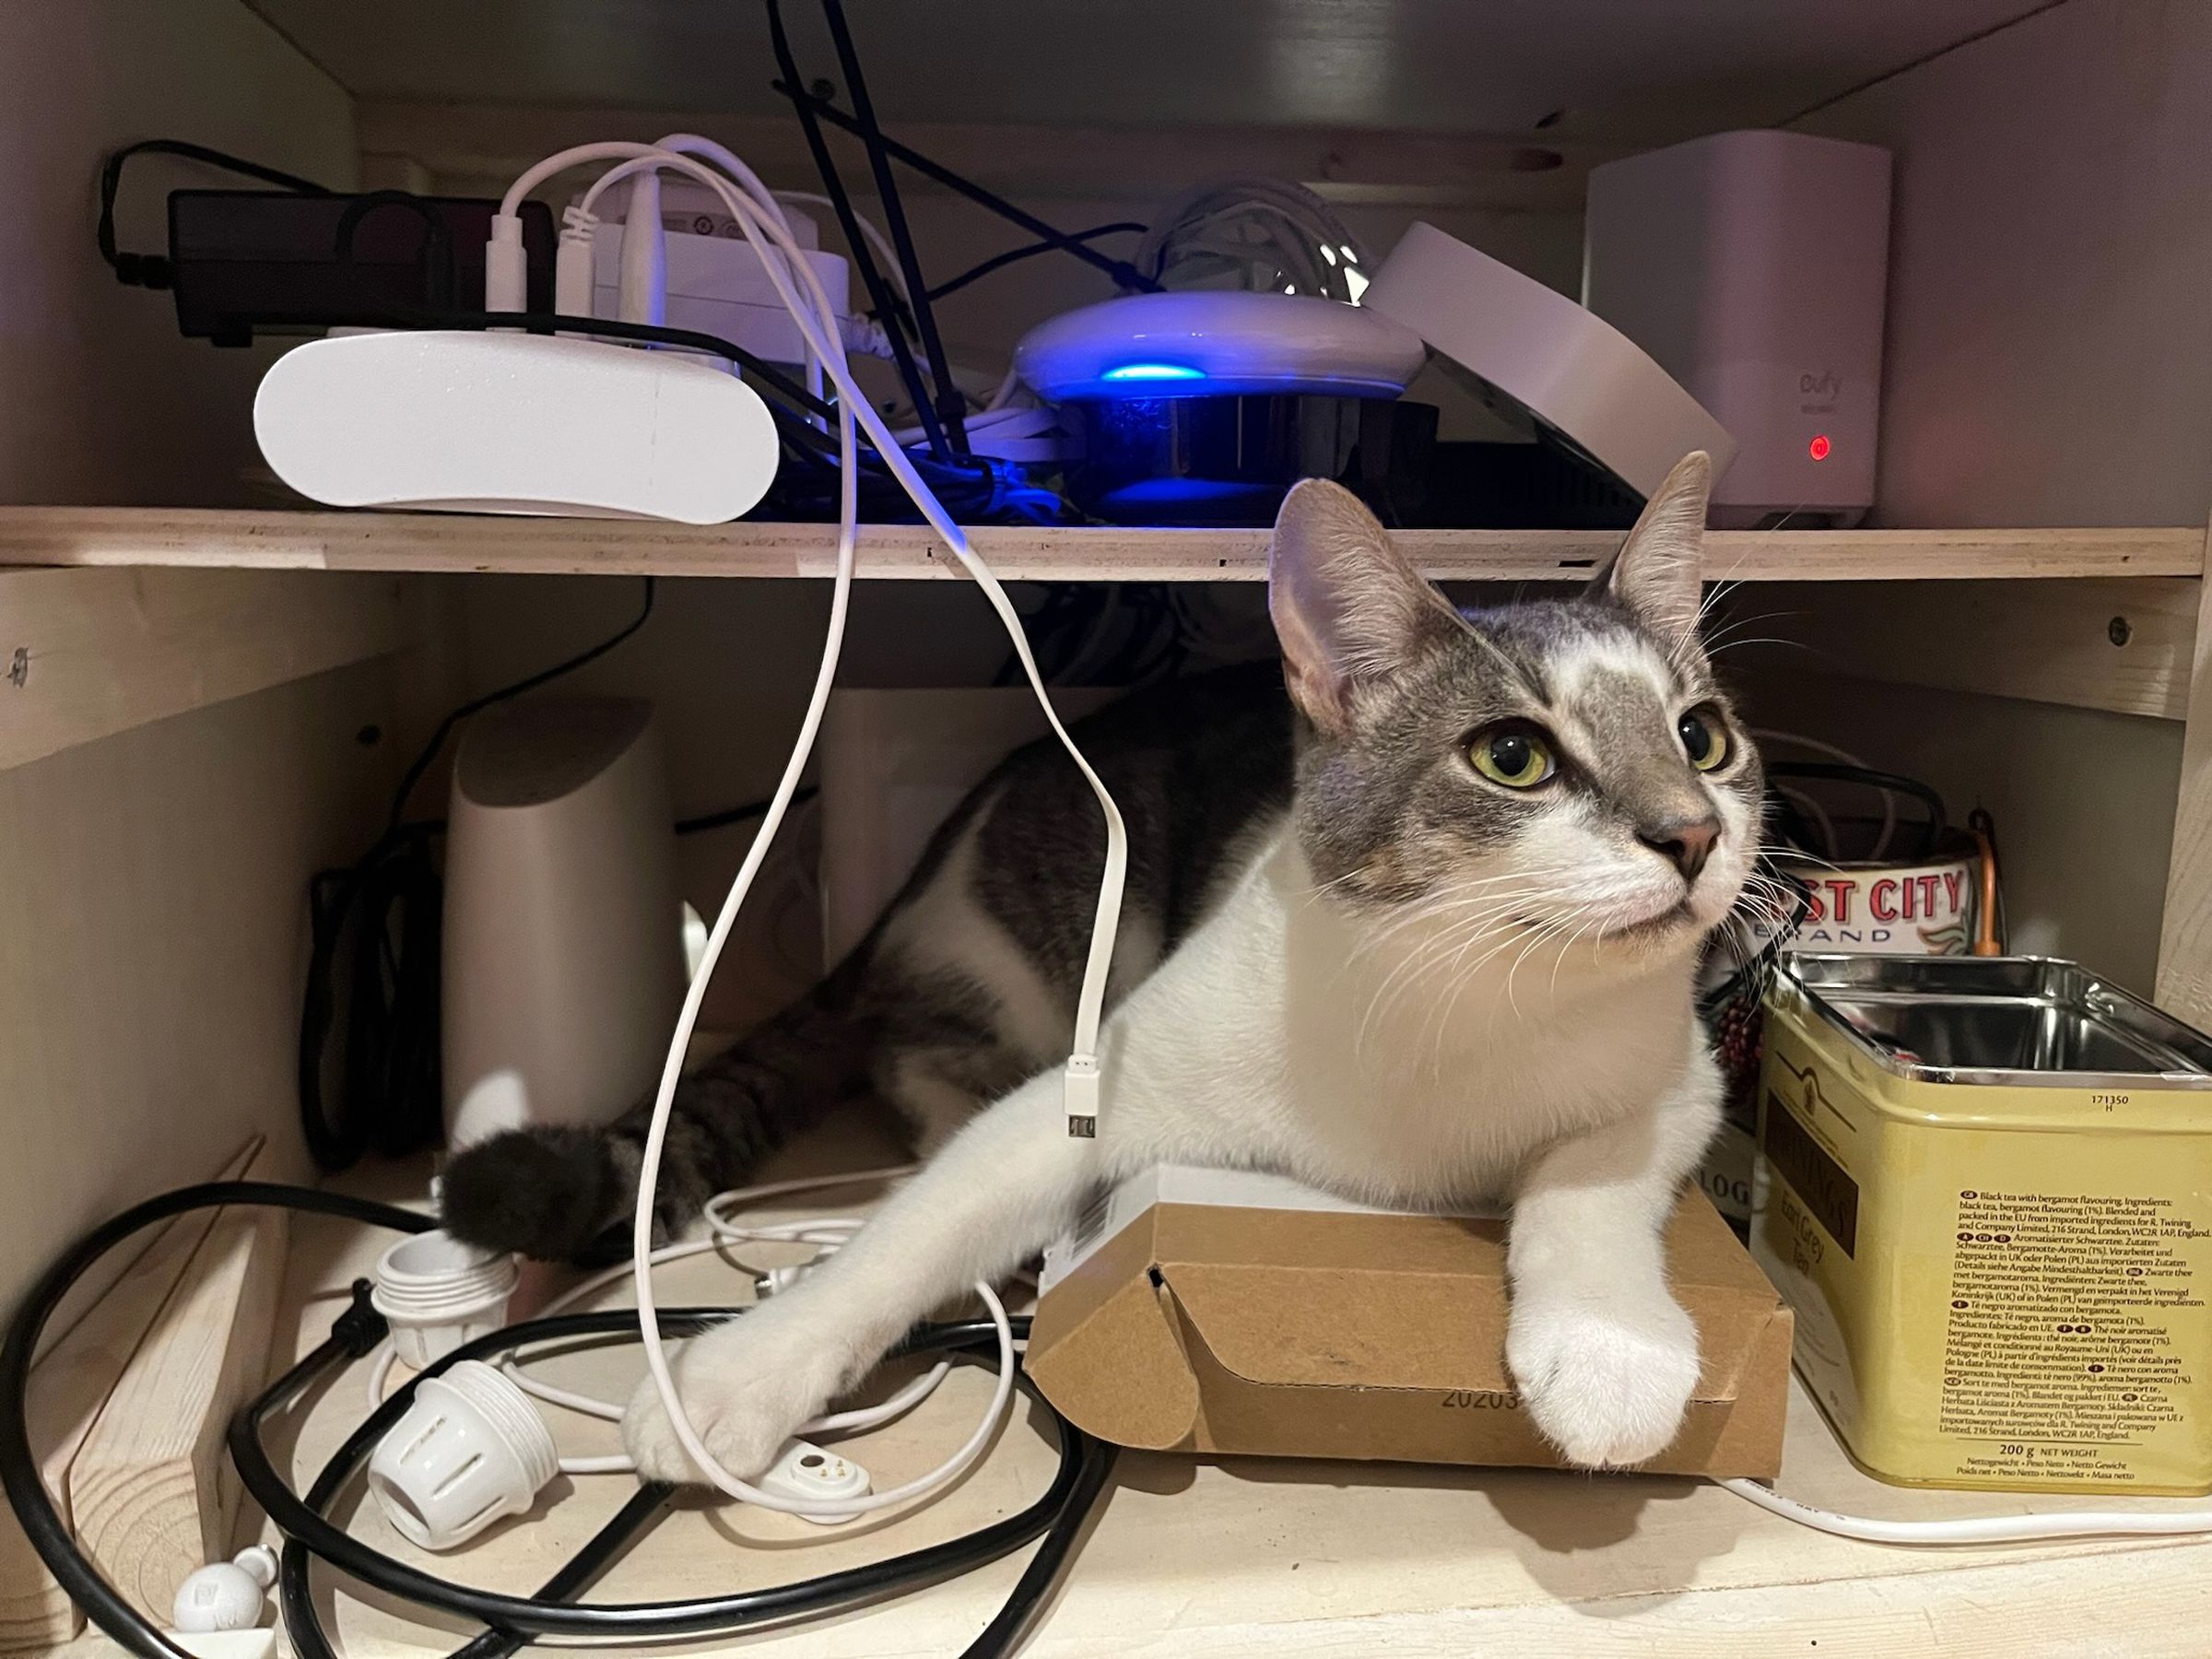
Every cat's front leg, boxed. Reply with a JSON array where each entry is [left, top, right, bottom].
[[1503, 1042, 1723, 1468], [622, 1069, 1097, 1484]]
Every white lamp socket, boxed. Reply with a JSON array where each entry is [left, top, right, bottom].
[[367, 1359, 559, 1550]]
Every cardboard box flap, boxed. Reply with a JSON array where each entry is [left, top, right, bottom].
[[1157, 1196, 1778, 1405], [1024, 1200, 1204, 1451]]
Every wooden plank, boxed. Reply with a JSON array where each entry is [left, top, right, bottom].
[[0, 509, 2196, 585], [65, 1192, 289, 1627], [0, 1141, 260, 1653], [1725, 578, 2199, 720], [2157, 522, 2212, 1024], [0, 566, 409, 771]]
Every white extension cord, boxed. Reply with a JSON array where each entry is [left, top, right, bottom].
[[488, 136, 1126, 1512]]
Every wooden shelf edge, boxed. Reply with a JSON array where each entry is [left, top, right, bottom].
[[0, 509, 2198, 582]]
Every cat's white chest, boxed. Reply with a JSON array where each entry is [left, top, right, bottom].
[[1104, 833, 1699, 1209]]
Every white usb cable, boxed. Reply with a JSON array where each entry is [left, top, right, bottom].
[[490, 139, 1124, 1510]]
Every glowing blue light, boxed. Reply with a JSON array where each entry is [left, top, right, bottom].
[[1100, 362, 1205, 382]]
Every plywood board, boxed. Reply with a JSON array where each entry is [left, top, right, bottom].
[[0, 567, 410, 771], [0, 509, 2195, 584]]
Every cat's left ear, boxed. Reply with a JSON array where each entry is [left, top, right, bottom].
[[1268, 478, 1465, 734], [1592, 450, 1712, 645]]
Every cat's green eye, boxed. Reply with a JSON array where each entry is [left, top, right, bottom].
[[1678, 706, 1729, 772], [1469, 723, 1555, 789]]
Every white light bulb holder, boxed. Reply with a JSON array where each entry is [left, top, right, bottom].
[[171, 1546, 277, 1633], [370, 1230, 518, 1369], [368, 1359, 559, 1551]]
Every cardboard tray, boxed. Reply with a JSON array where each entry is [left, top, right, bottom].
[[1027, 1167, 1790, 1478]]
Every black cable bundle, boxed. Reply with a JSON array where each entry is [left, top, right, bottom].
[[0, 1182, 1113, 1659]]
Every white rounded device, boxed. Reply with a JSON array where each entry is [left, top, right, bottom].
[[254, 330, 780, 524], [1363, 221, 1735, 499], [1015, 290, 1427, 402]]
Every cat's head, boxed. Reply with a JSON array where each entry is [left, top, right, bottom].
[[1268, 453, 1761, 970]]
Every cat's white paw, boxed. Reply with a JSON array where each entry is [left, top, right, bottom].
[[621, 1305, 852, 1487], [1505, 1288, 1700, 1468]]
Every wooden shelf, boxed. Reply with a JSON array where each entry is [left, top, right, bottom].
[[0, 509, 2198, 582]]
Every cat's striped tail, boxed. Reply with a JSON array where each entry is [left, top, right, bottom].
[[439, 971, 873, 1262]]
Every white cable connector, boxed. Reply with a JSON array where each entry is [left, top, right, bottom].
[[485, 212, 528, 312], [618, 171, 666, 328], [1064, 1053, 1100, 1138], [757, 1440, 872, 1524], [555, 204, 597, 320]]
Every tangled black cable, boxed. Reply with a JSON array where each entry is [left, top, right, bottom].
[[0, 1183, 1112, 1659]]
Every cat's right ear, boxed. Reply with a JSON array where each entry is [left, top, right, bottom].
[[1268, 479, 1465, 734]]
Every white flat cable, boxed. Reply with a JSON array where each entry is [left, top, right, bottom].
[[1718, 1477, 2212, 1543], [491, 140, 1126, 1512]]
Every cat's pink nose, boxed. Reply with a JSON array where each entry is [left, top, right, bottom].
[[1639, 815, 1720, 884]]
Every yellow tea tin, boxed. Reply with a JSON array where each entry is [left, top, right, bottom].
[[1754, 955, 2212, 1495]]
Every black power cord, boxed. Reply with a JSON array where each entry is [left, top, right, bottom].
[[817, 0, 971, 456], [763, 0, 949, 463], [1, 1184, 1110, 1658], [766, 81, 1160, 297], [300, 579, 658, 1171], [925, 224, 1147, 305], [99, 138, 330, 289]]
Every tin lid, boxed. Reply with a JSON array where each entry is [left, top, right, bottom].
[[1781, 954, 2212, 1088]]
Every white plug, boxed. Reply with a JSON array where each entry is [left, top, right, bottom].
[[171, 1546, 276, 1633], [756, 1440, 871, 1524]]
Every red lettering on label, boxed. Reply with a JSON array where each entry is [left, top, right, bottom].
[[1916, 874, 1942, 917], [1900, 877, 1917, 921], [1870, 878, 1900, 923], [1944, 870, 1964, 912], [1803, 888, 1827, 924], [1824, 878, 1856, 924]]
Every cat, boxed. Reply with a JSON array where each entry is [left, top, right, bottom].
[[443, 449, 1763, 1476]]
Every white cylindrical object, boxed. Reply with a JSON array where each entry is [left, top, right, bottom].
[[485, 217, 527, 312], [370, 1230, 518, 1367], [442, 698, 685, 1150], [618, 172, 667, 326], [367, 1360, 559, 1550]]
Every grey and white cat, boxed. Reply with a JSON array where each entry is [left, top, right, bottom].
[[444, 450, 1764, 1475]]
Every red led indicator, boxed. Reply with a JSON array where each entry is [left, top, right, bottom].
[[1808, 434, 1832, 461]]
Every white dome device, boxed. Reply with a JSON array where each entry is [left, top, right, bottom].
[[1360, 221, 1735, 499]]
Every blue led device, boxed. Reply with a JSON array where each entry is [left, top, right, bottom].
[[1100, 362, 1206, 383], [1016, 291, 1426, 403]]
